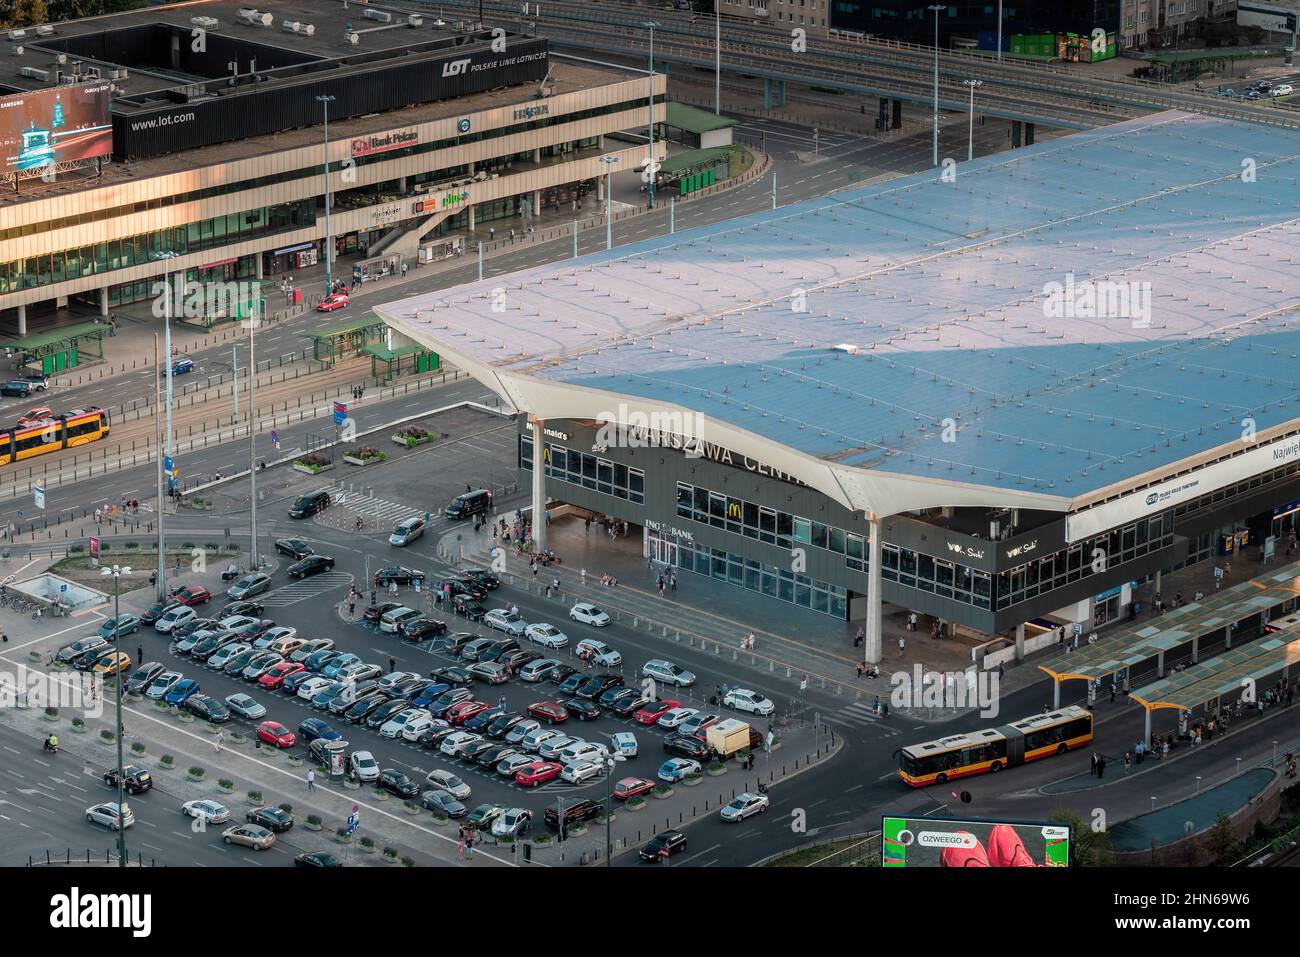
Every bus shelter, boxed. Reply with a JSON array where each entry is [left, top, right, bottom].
[[1037, 560, 1300, 707], [304, 316, 386, 366], [1129, 627, 1300, 744], [5, 321, 105, 374], [360, 343, 440, 381]]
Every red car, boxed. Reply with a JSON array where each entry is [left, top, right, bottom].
[[172, 585, 212, 607], [316, 292, 350, 313], [634, 699, 681, 725], [446, 700, 490, 726], [17, 406, 53, 427], [613, 776, 655, 801], [526, 701, 569, 724], [514, 761, 563, 787], [258, 661, 305, 690], [257, 721, 296, 748]]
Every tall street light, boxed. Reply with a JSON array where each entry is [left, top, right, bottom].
[[100, 563, 131, 866], [604, 752, 626, 866], [996, 0, 1003, 63], [962, 78, 983, 162], [925, 4, 946, 167], [150, 250, 179, 601], [600, 155, 619, 252], [316, 94, 337, 297], [644, 21, 659, 211]]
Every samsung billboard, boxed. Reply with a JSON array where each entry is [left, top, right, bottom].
[[0, 82, 112, 174]]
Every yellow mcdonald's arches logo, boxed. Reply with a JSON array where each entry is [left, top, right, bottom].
[[727, 501, 741, 518]]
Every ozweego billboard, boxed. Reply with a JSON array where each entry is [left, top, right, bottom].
[[0, 82, 112, 174], [882, 816, 1070, 867]]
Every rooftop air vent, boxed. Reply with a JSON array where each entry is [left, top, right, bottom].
[[191, 16, 219, 30], [281, 20, 315, 34], [7, 29, 27, 41], [407, 14, 423, 27], [20, 66, 48, 81], [236, 8, 273, 26], [344, 31, 359, 44], [364, 8, 393, 21], [833, 343, 861, 354], [35, 24, 53, 36]]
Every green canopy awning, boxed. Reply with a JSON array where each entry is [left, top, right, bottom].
[[665, 102, 737, 135]]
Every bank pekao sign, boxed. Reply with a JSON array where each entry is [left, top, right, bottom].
[[351, 129, 419, 158]]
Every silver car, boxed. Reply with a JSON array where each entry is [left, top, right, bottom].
[[227, 573, 271, 600]]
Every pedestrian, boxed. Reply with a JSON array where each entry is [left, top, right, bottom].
[[658, 579, 665, 598], [997, 661, 1005, 680], [856, 662, 864, 679], [1097, 756, 1106, 778], [0, 626, 6, 644], [348, 598, 356, 617], [215, 731, 224, 752], [307, 769, 316, 791], [1123, 752, 1131, 774], [1109, 684, 1116, 704], [388, 655, 396, 674], [389, 580, 398, 597], [1090, 752, 1098, 777], [854, 626, 864, 648], [489, 227, 495, 241], [670, 572, 676, 592], [898, 636, 905, 657], [581, 567, 587, 587], [465, 838, 474, 860]]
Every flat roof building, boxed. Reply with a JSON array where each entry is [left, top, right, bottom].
[[376, 109, 1300, 661], [0, 0, 665, 334]]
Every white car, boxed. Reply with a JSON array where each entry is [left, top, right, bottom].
[[290, 638, 334, 662], [657, 707, 699, 729], [521, 728, 561, 753], [642, 659, 697, 688], [181, 799, 230, 824], [424, 769, 471, 799], [504, 719, 540, 745], [657, 758, 701, 783], [218, 615, 260, 633], [440, 731, 483, 757], [296, 676, 334, 701], [484, 608, 528, 636], [558, 741, 610, 765], [208, 642, 252, 670], [336, 662, 381, 683], [721, 792, 770, 822], [377, 671, 419, 691], [723, 688, 776, 717], [379, 707, 427, 739], [86, 802, 134, 830], [497, 753, 537, 777], [153, 606, 196, 634], [253, 626, 297, 650], [379, 607, 420, 634], [402, 715, 438, 741], [525, 623, 569, 649], [560, 761, 603, 784], [349, 750, 381, 782], [144, 671, 183, 700], [569, 602, 611, 627], [575, 639, 621, 667], [491, 807, 533, 838], [223, 692, 266, 719]]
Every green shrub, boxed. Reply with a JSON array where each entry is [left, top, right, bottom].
[[278, 803, 293, 815], [218, 779, 234, 790], [71, 717, 85, 729], [100, 728, 115, 741], [307, 815, 322, 827], [188, 766, 205, 778], [248, 790, 263, 803], [44, 707, 58, 718], [131, 742, 145, 754], [160, 754, 175, 766], [383, 846, 399, 859], [125, 542, 140, 550], [401, 856, 416, 867], [359, 836, 375, 849]]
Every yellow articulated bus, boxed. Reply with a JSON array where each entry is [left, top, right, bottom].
[[0, 407, 110, 467], [897, 705, 1094, 787]]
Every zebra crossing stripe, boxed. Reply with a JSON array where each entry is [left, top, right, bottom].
[[261, 572, 354, 606], [326, 484, 424, 522], [835, 703, 882, 726]]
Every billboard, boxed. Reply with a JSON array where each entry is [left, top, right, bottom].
[[0, 82, 112, 174], [881, 816, 1070, 867]]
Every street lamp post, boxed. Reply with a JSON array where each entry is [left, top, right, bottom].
[[600, 155, 619, 252], [929, 5, 945, 168], [316, 95, 337, 298], [996, 0, 1003, 63], [962, 79, 983, 162], [605, 753, 625, 866], [101, 563, 131, 866], [644, 21, 659, 211], [150, 251, 179, 601]]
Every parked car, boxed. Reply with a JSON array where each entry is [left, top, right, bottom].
[[98, 615, 140, 639], [257, 721, 296, 748], [425, 768, 472, 799], [527, 700, 570, 724], [657, 758, 701, 783], [224, 693, 266, 720], [451, 594, 486, 621], [484, 608, 528, 636], [469, 661, 509, 685], [642, 659, 697, 688], [514, 760, 563, 787], [614, 776, 655, 801], [377, 769, 420, 798], [663, 733, 711, 761], [153, 606, 197, 634], [723, 688, 776, 716], [183, 694, 230, 723], [543, 797, 603, 831], [525, 623, 569, 648], [164, 678, 201, 705], [170, 585, 213, 607], [125, 662, 165, 695], [348, 750, 381, 782], [420, 789, 468, 817], [227, 573, 272, 600], [491, 807, 533, 838], [345, 694, 394, 724], [144, 671, 183, 700]]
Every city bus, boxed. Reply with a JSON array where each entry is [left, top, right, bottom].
[[0, 407, 110, 467], [896, 705, 1093, 787]]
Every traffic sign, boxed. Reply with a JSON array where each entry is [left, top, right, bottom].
[[332, 401, 348, 427], [33, 485, 45, 510], [89, 537, 100, 559]]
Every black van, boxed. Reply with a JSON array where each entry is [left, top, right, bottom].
[[289, 490, 331, 519], [445, 489, 492, 520]]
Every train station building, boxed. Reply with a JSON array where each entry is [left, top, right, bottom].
[[376, 109, 1300, 663], [0, 0, 664, 336]]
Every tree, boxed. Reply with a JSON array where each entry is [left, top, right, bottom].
[[1, 0, 49, 28], [1049, 807, 1115, 867], [1205, 811, 1238, 863]]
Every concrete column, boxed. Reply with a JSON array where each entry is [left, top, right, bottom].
[[1154, 569, 1162, 595], [1011, 121, 1022, 148], [596, 176, 604, 202], [891, 99, 902, 129], [776, 80, 786, 107], [1015, 622, 1026, 661], [531, 416, 547, 552], [16, 303, 26, 336], [467, 205, 476, 231], [99, 287, 109, 317], [1224, 623, 1232, 650], [532, 148, 541, 163], [1191, 635, 1199, 664], [531, 190, 541, 219], [865, 515, 883, 664], [1143, 708, 1151, 746], [1025, 122, 1035, 146], [398, 177, 407, 193], [255, 255, 264, 280], [1156, 650, 1165, 678], [1052, 679, 1061, 709], [763, 77, 772, 110]]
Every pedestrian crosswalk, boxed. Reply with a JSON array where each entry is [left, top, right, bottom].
[[262, 571, 354, 607], [832, 701, 900, 736], [324, 484, 426, 524]]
